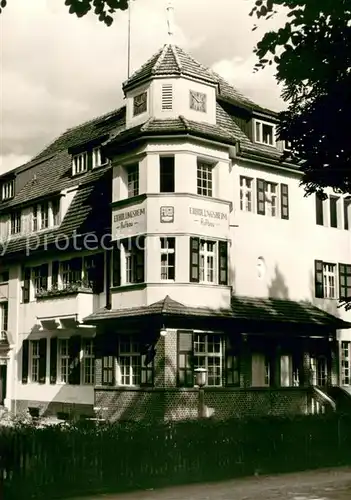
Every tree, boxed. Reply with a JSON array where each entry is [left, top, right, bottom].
[[250, 0, 351, 197], [0, 0, 129, 26]]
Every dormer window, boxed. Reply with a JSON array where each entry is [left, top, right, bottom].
[[1, 180, 14, 200], [254, 120, 276, 147], [133, 91, 147, 116], [92, 147, 108, 169], [72, 152, 88, 175]]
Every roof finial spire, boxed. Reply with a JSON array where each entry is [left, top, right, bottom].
[[166, 0, 174, 40]]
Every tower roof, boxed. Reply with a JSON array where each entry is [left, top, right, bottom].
[[123, 43, 219, 91]]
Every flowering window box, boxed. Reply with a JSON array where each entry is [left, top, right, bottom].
[[36, 280, 94, 299]]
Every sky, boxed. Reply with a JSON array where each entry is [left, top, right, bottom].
[[0, 0, 287, 175]]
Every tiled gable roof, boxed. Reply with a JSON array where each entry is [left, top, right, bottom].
[[123, 44, 218, 90]]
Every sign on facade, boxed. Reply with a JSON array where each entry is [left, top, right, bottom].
[[160, 206, 174, 223], [112, 205, 146, 238]]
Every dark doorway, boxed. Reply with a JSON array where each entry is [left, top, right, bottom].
[[0, 363, 7, 404]]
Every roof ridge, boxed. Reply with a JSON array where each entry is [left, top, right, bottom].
[[174, 45, 217, 82], [179, 115, 190, 129], [152, 43, 170, 74], [170, 43, 182, 72]]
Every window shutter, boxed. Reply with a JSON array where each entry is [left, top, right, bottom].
[[22, 339, 29, 384], [68, 335, 81, 385], [135, 237, 145, 283], [22, 267, 31, 303], [218, 241, 228, 285], [339, 264, 351, 300], [225, 337, 240, 387], [52, 261, 59, 288], [41, 263, 49, 290], [344, 199, 351, 230], [316, 194, 324, 225], [112, 244, 121, 287], [280, 184, 289, 220], [256, 179, 266, 215], [39, 338, 47, 384], [89, 252, 104, 293], [177, 330, 194, 387], [189, 237, 200, 282], [314, 260, 324, 298], [101, 336, 117, 386], [161, 84, 173, 110], [50, 337, 58, 384]]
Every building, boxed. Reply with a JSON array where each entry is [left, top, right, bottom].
[[1, 42, 351, 421]]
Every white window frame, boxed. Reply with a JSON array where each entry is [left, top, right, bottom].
[[118, 337, 142, 386], [72, 152, 88, 175], [124, 241, 144, 284], [0, 302, 8, 338], [127, 164, 139, 198], [193, 333, 223, 387], [264, 181, 278, 217], [30, 340, 40, 383], [52, 198, 61, 226], [197, 161, 213, 197], [341, 341, 350, 385], [32, 265, 47, 294], [10, 211, 21, 235], [58, 339, 70, 383], [199, 240, 216, 284], [160, 237, 175, 280], [40, 201, 49, 229], [239, 176, 253, 212], [254, 119, 276, 147], [323, 263, 337, 298], [82, 338, 95, 385], [92, 147, 108, 169], [283, 140, 292, 151], [2, 180, 14, 200]]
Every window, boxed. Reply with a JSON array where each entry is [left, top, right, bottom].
[[344, 197, 351, 230], [58, 339, 70, 383], [125, 239, 144, 284], [161, 84, 173, 110], [264, 182, 278, 217], [40, 201, 49, 229], [329, 196, 338, 228], [323, 263, 337, 298], [0, 270, 9, 283], [257, 179, 287, 218], [133, 91, 147, 116], [239, 176, 253, 212], [84, 253, 104, 293], [315, 260, 338, 299], [72, 153, 88, 175], [118, 337, 153, 386], [62, 258, 82, 287], [283, 140, 292, 151], [160, 156, 175, 193], [52, 198, 60, 226], [160, 237, 175, 280], [0, 302, 8, 334], [32, 205, 38, 231], [341, 341, 350, 385], [177, 331, 237, 388], [254, 120, 276, 146], [92, 147, 107, 169], [316, 356, 327, 386], [82, 338, 95, 385], [127, 164, 139, 198], [10, 211, 21, 235], [316, 194, 324, 225], [199, 240, 215, 284], [190, 237, 228, 285], [32, 264, 48, 294], [339, 264, 351, 300], [30, 340, 40, 382], [264, 356, 271, 386], [2, 180, 14, 200], [197, 161, 213, 197]]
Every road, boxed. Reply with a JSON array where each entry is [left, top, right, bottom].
[[69, 467, 351, 500]]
